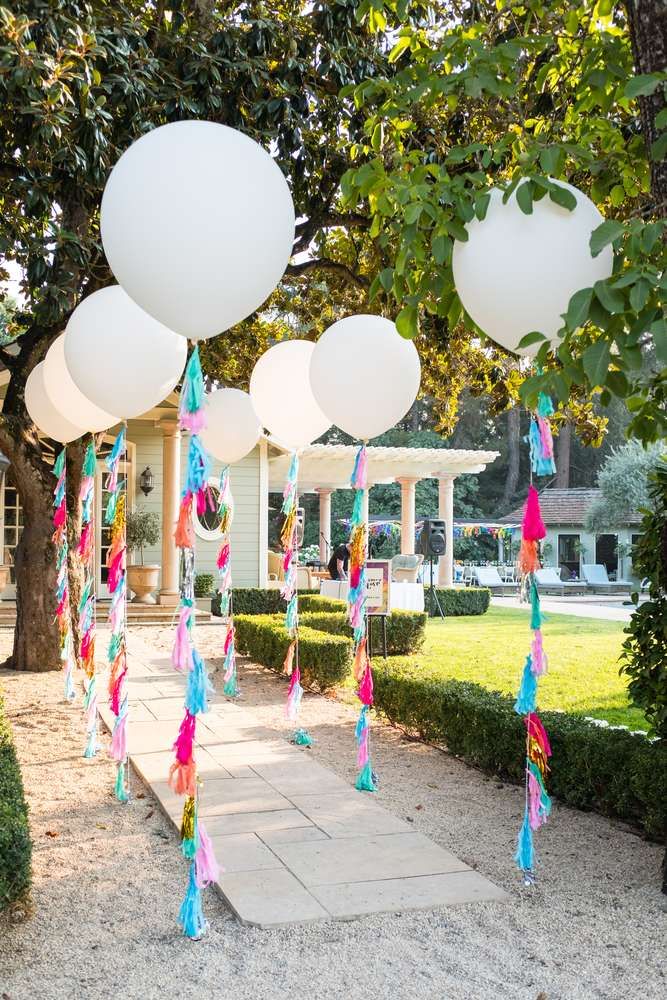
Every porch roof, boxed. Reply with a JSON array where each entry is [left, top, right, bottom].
[[268, 443, 499, 491]]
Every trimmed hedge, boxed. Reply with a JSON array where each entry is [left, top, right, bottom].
[[234, 614, 352, 691], [425, 587, 490, 617], [0, 692, 31, 912], [372, 662, 667, 840], [298, 594, 347, 613], [300, 609, 427, 656], [212, 588, 310, 616]]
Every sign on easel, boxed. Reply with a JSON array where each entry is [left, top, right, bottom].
[[366, 559, 391, 616]]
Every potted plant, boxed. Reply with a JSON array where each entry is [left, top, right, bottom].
[[126, 509, 161, 604]]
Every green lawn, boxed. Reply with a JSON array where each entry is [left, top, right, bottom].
[[390, 607, 646, 730]]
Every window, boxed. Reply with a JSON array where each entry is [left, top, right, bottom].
[[557, 534, 580, 579], [2, 472, 23, 582], [193, 481, 223, 541]]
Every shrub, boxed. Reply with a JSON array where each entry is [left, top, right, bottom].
[[211, 588, 311, 616], [0, 692, 31, 912], [372, 662, 667, 840], [425, 586, 490, 617], [234, 614, 352, 691], [300, 609, 427, 655], [126, 509, 160, 565], [298, 594, 347, 613], [194, 573, 215, 598]]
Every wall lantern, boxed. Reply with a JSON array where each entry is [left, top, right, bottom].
[[139, 466, 154, 496]]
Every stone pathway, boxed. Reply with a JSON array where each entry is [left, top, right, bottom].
[[98, 633, 506, 928]]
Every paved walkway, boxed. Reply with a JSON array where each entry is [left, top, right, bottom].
[[98, 633, 506, 928], [492, 594, 636, 622]]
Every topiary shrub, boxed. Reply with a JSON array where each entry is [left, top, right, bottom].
[[425, 586, 490, 617], [194, 573, 215, 598], [234, 614, 352, 691], [300, 609, 427, 655], [372, 661, 666, 840], [299, 594, 348, 613], [0, 692, 31, 913], [211, 588, 311, 616]]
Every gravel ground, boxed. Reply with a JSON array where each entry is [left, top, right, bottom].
[[0, 624, 664, 1000]]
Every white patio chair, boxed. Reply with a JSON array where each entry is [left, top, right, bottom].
[[582, 564, 632, 593], [474, 566, 513, 592], [534, 567, 586, 595]]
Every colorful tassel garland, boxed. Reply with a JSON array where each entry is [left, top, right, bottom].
[[186, 650, 213, 715], [514, 655, 537, 715], [105, 430, 128, 784], [515, 809, 534, 875], [52, 448, 75, 702], [285, 666, 303, 722]]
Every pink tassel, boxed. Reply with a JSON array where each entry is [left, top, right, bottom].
[[282, 548, 293, 573], [179, 409, 207, 434], [522, 485, 546, 541], [531, 630, 548, 676], [285, 666, 303, 721], [526, 768, 547, 830], [194, 821, 222, 887], [110, 713, 127, 761], [358, 663, 374, 706], [216, 542, 230, 571], [54, 498, 66, 529], [172, 605, 193, 672], [538, 417, 554, 459], [224, 625, 234, 655], [351, 445, 368, 490], [357, 727, 369, 768], [173, 710, 196, 763], [84, 690, 97, 725], [107, 548, 125, 592], [56, 594, 67, 618], [109, 669, 127, 716], [80, 630, 93, 663], [524, 712, 552, 757]]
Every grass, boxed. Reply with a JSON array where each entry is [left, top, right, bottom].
[[387, 606, 645, 731]]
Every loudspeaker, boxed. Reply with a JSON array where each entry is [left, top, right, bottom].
[[296, 507, 305, 547], [419, 518, 446, 557]]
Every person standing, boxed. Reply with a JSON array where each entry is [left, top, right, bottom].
[[327, 541, 351, 580]]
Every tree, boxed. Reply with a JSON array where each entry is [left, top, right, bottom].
[[0, 0, 406, 670], [585, 439, 663, 531]]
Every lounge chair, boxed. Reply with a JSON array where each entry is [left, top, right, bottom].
[[391, 553, 424, 584], [473, 566, 516, 593], [534, 567, 586, 595], [582, 564, 632, 593]]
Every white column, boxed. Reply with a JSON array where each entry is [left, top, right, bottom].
[[397, 477, 417, 555], [438, 475, 455, 586], [316, 488, 332, 564], [158, 418, 181, 606]]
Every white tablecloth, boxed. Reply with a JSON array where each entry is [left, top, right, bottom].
[[320, 579, 425, 612]]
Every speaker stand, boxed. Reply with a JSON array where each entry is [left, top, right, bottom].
[[428, 557, 446, 619]]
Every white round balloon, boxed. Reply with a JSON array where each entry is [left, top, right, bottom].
[[452, 180, 614, 355], [25, 362, 85, 443], [43, 333, 119, 433], [101, 121, 295, 340], [309, 315, 421, 441], [64, 286, 187, 419], [250, 340, 330, 451], [200, 388, 261, 465]]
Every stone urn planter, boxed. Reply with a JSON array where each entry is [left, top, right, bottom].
[[127, 564, 160, 605], [0, 565, 10, 598]]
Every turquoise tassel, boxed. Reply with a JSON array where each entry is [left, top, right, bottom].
[[514, 809, 534, 872], [185, 435, 211, 495], [115, 761, 129, 803], [355, 705, 369, 741], [351, 489, 364, 523], [355, 760, 377, 792], [223, 673, 240, 698], [178, 861, 208, 940], [106, 429, 125, 468], [83, 725, 98, 759], [82, 441, 97, 477], [514, 655, 537, 715], [291, 729, 312, 746], [285, 594, 298, 632], [186, 649, 214, 715], [180, 346, 204, 416], [530, 581, 542, 630], [54, 448, 65, 477], [181, 836, 198, 860], [529, 419, 556, 476], [64, 670, 75, 702], [83, 675, 96, 711], [536, 392, 554, 418], [104, 489, 117, 525]]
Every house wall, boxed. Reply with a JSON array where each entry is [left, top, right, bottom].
[[542, 525, 640, 581], [127, 420, 263, 588]]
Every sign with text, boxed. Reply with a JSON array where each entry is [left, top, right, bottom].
[[366, 559, 391, 615]]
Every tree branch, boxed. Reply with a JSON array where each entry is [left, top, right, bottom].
[[285, 258, 369, 288]]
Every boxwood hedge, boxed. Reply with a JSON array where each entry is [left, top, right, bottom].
[[372, 661, 666, 840], [0, 692, 31, 912], [234, 614, 352, 691], [300, 609, 427, 655], [425, 586, 491, 617]]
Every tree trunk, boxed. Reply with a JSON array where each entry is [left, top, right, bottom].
[[554, 421, 572, 489], [625, 0, 667, 209], [501, 406, 521, 509]]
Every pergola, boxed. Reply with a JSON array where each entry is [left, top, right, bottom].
[[268, 443, 499, 586]]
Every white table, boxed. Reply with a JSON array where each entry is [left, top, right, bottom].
[[320, 579, 425, 612]]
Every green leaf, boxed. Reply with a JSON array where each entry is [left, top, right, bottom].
[[516, 181, 533, 215], [396, 304, 419, 339], [548, 184, 577, 211], [629, 279, 651, 313], [594, 280, 625, 314], [565, 287, 593, 330], [606, 370, 629, 397], [474, 192, 490, 221], [651, 132, 667, 163], [610, 184, 625, 207], [624, 74, 664, 99], [656, 108, 667, 129], [388, 35, 411, 64], [516, 331, 546, 349], [539, 146, 563, 175], [379, 267, 394, 292], [590, 220, 625, 257], [597, 0, 613, 14], [371, 122, 384, 152], [651, 319, 667, 365], [404, 202, 422, 225], [582, 339, 611, 387], [431, 233, 450, 265]]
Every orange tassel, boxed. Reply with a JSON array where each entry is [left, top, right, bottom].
[[352, 638, 369, 683], [518, 538, 540, 576], [283, 640, 296, 676], [107, 649, 126, 694], [175, 494, 195, 549], [168, 759, 197, 797]]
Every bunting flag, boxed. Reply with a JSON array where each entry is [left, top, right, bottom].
[[215, 467, 239, 698], [105, 430, 128, 786], [170, 345, 220, 940], [280, 452, 308, 736], [513, 483, 553, 883], [78, 441, 98, 755], [348, 444, 376, 792], [52, 448, 75, 702]]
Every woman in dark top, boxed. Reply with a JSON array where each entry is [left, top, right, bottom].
[[327, 542, 351, 580]]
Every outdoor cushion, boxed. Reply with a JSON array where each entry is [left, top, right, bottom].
[[582, 564, 632, 587], [474, 566, 507, 589]]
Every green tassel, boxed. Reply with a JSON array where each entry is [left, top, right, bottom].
[[115, 761, 129, 802], [181, 837, 198, 859], [291, 729, 312, 747], [54, 448, 65, 477], [83, 441, 97, 477], [355, 761, 377, 792], [530, 581, 542, 630], [223, 674, 240, 698], [107, 631, 122, 662], [78, 578, 92, 614], [181, 346, 204, 414]]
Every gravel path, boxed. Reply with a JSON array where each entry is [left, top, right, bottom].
[[0, 625, 664, 1000]]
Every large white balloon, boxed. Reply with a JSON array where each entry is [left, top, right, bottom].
[[200, 388, 262, 465], [44, 333, 118, 433], [64, 286, 187, 419], [25, 363, 85, 443], [250, 340, 330, 451], [100, 121, 295, 340], [452, 180, 614, 355], [310, 315, 421, 441]]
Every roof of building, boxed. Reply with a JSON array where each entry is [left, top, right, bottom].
[[268, 443, 499, 491], [500, 487, 642, 527]]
